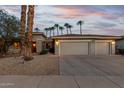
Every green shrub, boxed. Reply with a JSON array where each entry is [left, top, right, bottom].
[[118, 49, 124, 55], [39, 49, 48, 55]]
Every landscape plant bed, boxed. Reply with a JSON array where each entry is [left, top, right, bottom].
[[0, 55, 59, 75]]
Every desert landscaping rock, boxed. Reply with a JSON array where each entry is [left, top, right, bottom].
[[0, 54, 59, 75]]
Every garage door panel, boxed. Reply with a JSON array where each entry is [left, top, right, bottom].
[[95, 42, 109, 55], [60, 42, 89, 55]]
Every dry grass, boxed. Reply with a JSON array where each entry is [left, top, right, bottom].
[[0, 54, 59, 75]]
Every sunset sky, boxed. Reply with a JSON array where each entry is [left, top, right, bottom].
[[0, 5, 124, 36]]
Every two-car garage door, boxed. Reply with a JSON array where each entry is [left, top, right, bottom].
[[59, 41, 110, 55], [60, 42, 89, 55]]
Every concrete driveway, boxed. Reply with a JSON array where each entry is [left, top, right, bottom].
[[59, 55, 124, 76], [57, 55, 124, 87]]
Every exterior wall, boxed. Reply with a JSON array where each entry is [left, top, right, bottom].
[[32, 34, 46, 53], [32, 35, 45, 41], [55, 39, 116, 55]]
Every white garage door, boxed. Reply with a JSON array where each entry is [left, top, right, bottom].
[[60, 42, 89, 55], [95, 42, 110, 55]]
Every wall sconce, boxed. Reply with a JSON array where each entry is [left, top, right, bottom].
[[55, 40, 59, 46], [111, 41, 115, 44], [33, 43, 36, 47], [14, 42, 18, 48]]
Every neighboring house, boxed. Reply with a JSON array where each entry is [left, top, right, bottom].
[[32, 32, 46, 53], [116, 36, 124, 54], [52, 34, 121, 56]]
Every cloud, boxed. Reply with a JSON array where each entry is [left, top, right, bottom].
[[93, 22, 117, 29], [0, 5, 21, 18], [1, 5, 124, 35], [52, 5, 110, 19]]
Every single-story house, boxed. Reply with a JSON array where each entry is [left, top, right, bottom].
[[7, 32, 46, 54], [52, 34, 121, 56]]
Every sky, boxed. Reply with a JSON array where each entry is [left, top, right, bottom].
[[0, 5, 124, 36]]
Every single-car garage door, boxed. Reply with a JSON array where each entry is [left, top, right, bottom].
[[60, 42, 89, 55], [95, 42, 110, 55]]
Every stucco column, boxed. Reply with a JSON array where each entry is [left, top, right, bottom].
[[111, 42, 115, 55], [36, 39, 43, 53], [55, 40, 60, 55], [90, 40, 95, 55]]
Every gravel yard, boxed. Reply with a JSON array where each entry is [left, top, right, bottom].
[[0, 54, 59, 75]]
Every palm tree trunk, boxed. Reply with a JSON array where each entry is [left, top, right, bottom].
[[80, 25, 82, 34], [70, 28, 72, 34], [53, 30, 55, 36], [20, 5, 27, 57], [46, 31, 47, 37], [61, 30, 63, 35], [67, 28, 68, 34], [57, 27, 59, 35], [25, 5, 35, 60], [50, 30, 51, 37]]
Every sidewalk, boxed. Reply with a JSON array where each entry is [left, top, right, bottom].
[[0, 75, 123, 88]]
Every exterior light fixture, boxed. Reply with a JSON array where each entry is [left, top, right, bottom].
[[14, 42, 18, 48], [33, 43, 36, 47], [55, 40, 59, 46], [111, 41, 115, 44]]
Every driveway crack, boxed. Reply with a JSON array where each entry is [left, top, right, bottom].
[[73, 76, 80, 88]]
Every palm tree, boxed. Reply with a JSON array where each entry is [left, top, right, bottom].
[[54, 24, 59, 35], [25, 5, 35, 60], [44, 28, 49, 37], [59, 26, 64, 35], [77, 20, 84, 35], [51, 26, 55, 36], [68, 25, 73, 34], [48, 27, 52, 37], [64, 23, 69, 34], [20, 5, 27, 59], [34, 27, 40, 32]]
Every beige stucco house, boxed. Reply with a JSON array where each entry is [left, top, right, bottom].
[[52, 34, 121, 56], [32, 32, 46, 53]]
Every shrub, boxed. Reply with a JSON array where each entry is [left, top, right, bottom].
[[39, 49, 48, 55], [118, 49, 124, 55]]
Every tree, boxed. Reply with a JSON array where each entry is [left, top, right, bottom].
[[77, 20, 84, 35], [48, 27, 52, 37], [25, 5, 35, 60], [59, 26, 64, 35], [0, 9, 20, 54], [68, 25, 73, 34], [51, 26, 55, 36], [20, 5, 27, 58], [64, 23, 69, 34], [34, 27, 40, 32], [54, 24, 59, 35], [44, 28, 49, 37]]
